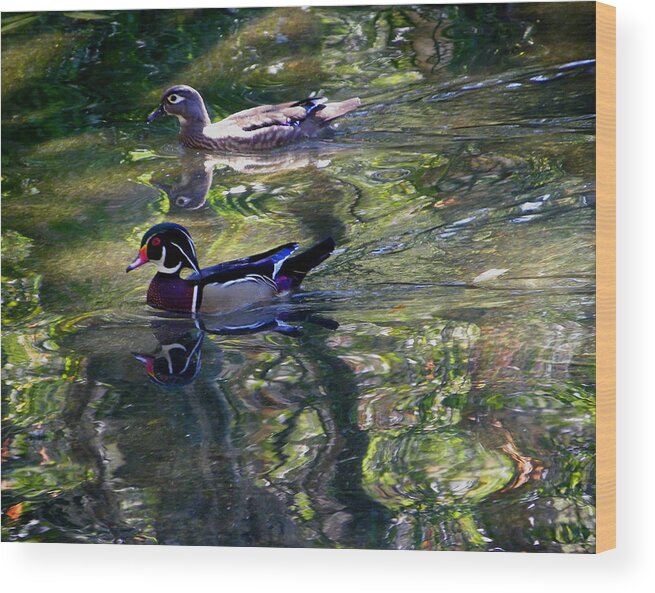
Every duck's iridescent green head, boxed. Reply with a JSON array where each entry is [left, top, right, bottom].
[[126, 222, 200, 275]]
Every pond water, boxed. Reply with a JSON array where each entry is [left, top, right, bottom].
[[1, 3, 596, 551]]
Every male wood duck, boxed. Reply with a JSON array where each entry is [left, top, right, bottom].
[[126, 223, 335, 314], [146, 84, 361, 151]]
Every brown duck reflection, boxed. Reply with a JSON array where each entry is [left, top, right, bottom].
[[149, 145, 353, 211], [150, 157, 213, 210]]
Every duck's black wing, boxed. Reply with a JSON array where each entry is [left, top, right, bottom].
[[187, 243, 299, 286]]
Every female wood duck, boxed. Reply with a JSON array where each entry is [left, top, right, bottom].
[[126, 223, 335, 314], [146, 85, 361, 151]]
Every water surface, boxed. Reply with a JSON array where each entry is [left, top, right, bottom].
[[2, 3, 596, 551]]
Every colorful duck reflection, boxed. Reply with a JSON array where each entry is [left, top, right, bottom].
[[133, 308, 339, 387]]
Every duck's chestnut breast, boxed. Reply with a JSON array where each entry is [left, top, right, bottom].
[[147, 274, 195, 313]]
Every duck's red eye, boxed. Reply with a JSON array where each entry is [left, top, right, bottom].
[[151, 237, 161, 247]]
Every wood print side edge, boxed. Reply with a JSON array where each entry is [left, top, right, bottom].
[[596, 1, 616, 554]]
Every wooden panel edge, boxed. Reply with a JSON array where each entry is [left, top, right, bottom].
[[596, 1, 616, 554]]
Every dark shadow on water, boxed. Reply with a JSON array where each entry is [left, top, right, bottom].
[[39, 306, 396, 547]]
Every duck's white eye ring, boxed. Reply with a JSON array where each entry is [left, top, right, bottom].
[[167, 94, 184, 104]]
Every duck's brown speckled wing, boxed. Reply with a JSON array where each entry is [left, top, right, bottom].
[[202, 118, 300, 150], [193, 97, 360, 151], [223, 98, 327, 130], [200, 99, 326, 150]]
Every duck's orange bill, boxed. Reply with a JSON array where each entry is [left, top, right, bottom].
[[126, 245, 149, 272]]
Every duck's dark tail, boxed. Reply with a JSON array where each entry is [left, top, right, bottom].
[[275, 238, 336, 291]]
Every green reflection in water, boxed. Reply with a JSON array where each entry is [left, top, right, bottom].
[[2, 3, 595, 552]]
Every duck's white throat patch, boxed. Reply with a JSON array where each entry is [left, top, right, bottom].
[[151, 246, 182, 274]]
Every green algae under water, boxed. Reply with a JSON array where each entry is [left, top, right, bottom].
[[1, 3, 596, 551]]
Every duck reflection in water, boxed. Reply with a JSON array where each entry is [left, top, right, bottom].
[[148, 145, 353, 211], [133, 307, 338, 387], [150, 157, 213, 211]]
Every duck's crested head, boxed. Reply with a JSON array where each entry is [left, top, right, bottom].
[[147, 84, 210, 126], [139, 222, 194, 248], [160, 84, 202, 104], [127, 222, 200, 275]]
